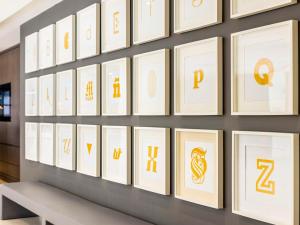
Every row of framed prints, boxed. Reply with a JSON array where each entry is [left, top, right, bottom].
[[25, 122, 299, 225], [25, 0, 298, 73], [26, 20, 299, 116]]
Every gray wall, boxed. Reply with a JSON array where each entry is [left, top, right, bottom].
[[20, 1, 300, 225]]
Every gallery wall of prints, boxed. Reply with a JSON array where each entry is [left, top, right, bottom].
[[21, 0, 300, 225]]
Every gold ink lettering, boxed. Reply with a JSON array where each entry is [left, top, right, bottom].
[[191, 147, 207, 184], [256, 159, 275, 195], [254, 58, 274, 86], [113, 148, 122, 160], [146, 146, 158, 173], [85, 81, 93, 101], [87, 143, 92, 155], [64, 32, 69, 49], [193, 69, 204, 89], [192, 0, 203, 7], [63, 138, 71, 154], [113, 77, 121, 98]]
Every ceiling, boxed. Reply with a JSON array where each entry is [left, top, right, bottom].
[[0, 0, 63, 52], [0, 0, 33, 23]]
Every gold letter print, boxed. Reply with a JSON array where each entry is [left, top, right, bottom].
[[254, 58, 274, 86], [63, 138, 71, 154], [113, 148, 122, 160], [85, 81, 93, 101], [193, 69, 204, 89], [113, 77, 121, 98], [87, 143, 92, 155], [113, 11, 120, 34], [191, 147, 207, 184], [192, 0, 203, 7], [256, 159, 275, 195], [146, 146, 158, 173], [64, 32, 69, 49]]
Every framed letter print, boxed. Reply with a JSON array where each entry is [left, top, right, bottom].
[[39, 74, 55, 116], [25, 32, 38, 73], [175, 129, 223, 209], [77, 124, 100, 177], [25, 122, 39, 161], [25, 77, 38, 116], [102, 126, 131, 185], [101, 0, 130, 53], [77, 3, 100, 59], [56, 123, 76, 171], [39, 24, 55, 69], [231, 0, 297, 19], [134, 127, 170, 195], [56, 15, 75, 65], [175, 37, 222, 115], [174, 0, 222, 33], [231, 20, 298, 115], [39, 123, 55, 166], [56, 70, 76, 116], [133, 49, 170, 115], [133, 0, 169, 44], [77, 64, 100, 116], [102, 58, 130, 115], [232, 131, 299, 225]]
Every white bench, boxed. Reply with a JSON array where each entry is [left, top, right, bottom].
[[0, 182, 154, 225]]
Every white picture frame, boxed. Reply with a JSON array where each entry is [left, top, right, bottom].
[[102, 58, 131, 116], [133, 0, 169, 44], [77, 3, 100, 59], [231, 0, 297, 19], [101, 0, 130, 53], [175, 129, 223, 209], [25, 77, 39, 116], [232, 131, 299, 225], [134, 127, 170, 195], [77, 124, 100, 177], [39, 74, 55, 116], [25, 122, 39, 162], [133, 49, 170, 115], [25, 32, 38, 73], [39, 123, 55, 166], [56, 70, 76, 116], [39, 24, 55, 69], [56, 15, 76, 65], [102, 126, 131, 185], [231, 20, 298, 115], [77, 64, 100, 116], [174, 37, 223, 115], [174, 0, 222, 34], [56, 123, 76, 171]]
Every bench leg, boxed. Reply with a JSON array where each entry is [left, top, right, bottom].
[[0, 195, 36, 220], [41, 218, 54, 225]]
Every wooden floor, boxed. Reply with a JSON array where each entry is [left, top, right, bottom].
[[0, 218, 41, 225], [0, 179, 6, 184]]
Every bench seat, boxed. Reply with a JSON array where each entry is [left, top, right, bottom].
[[0, 182, 154, 225]]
